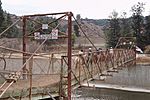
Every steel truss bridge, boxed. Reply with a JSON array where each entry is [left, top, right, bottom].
[[0, 12, 136, 100]]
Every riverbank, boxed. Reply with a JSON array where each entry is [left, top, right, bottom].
[[77, 62, 150, 100], [136, 54, 150, 65]]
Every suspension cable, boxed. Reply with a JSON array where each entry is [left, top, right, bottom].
[[72, 15, 97, 50], [0, 19, 21, 37], [17, 20, 61, 73], [17, 37, 48, 73]]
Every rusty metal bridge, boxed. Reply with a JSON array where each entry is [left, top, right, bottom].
[[0, 12, 136, 100]]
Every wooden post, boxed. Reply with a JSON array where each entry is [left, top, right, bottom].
[[59, 56, 63, 99], [29, 56, 33, 100], [51, 53, 54, 72]]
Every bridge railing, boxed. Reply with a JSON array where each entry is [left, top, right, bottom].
[[0, 49, 136, 99], [59, 48, 136, 98]]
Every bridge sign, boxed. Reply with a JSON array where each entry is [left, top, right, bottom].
[[34, 29, 58, 40], [51, 29, 58, 39], [42, 24, 48, 29]]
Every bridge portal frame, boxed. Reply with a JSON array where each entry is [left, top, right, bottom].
[[22, 12, 73, 100]]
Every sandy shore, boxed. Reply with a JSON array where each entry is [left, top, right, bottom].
[[136, 54, 150, 64]]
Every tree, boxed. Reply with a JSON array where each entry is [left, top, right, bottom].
[[104, 10, 121, 48], [120, 12, 133, 37], [0, 0, 4, 33], [2, 12, 19, 38], [131, 2, 145, 49], [71, 33, 76, 47], [76, 14, 81, 21], [73, 24, 80, 37], [143, 15, 150, 46]]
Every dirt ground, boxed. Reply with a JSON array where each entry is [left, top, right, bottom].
[[0, 75, 60, 99], [136, 54, 150, 64], [9, 75, 60, 90]]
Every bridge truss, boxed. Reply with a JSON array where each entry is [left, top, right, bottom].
[[0, 11, 136, 100]]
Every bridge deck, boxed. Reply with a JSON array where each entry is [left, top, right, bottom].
[[0, 75, 60, 99]]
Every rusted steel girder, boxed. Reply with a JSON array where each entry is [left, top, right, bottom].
[[22, 16, 27, 79], [22, 12, 68, 17], [67, 12, 73, 100]]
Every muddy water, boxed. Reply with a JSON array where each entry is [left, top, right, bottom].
[[94, 64, 150, 88], [73, 65, 150, 100], [72, 87, 150, 100]]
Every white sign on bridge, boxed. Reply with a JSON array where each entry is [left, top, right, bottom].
[[34, 29, 58, 40], [42, 24, 48, 29], [51, 29, 58, 39]]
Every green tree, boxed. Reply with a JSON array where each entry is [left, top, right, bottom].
[[104, 10, 121, 48], [120, 12, 133, 37], [76, 14, 81, 21], [71, 33, 76, 47], [143, 15, 150, 46], [131, 2, 145, 49], [73, 24, 80, 37], [2, 12, 19, 38], [0, 0, 4, 32]]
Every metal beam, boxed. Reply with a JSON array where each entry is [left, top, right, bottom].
[[22, 17, 27, 79], [67, 12, 72, 100], [22, 12, 69, 17]]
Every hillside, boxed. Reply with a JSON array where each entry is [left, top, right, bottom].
[[58, 18, 107, 46], [80, 20, 105, 38]]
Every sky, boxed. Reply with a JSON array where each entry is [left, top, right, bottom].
[[1, 0, 150, 19]]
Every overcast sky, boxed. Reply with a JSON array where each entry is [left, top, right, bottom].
[[2, 0, 150, 19]]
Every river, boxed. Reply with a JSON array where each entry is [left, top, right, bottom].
[[72, 64, 150, 100]]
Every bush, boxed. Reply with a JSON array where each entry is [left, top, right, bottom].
[[144, 45, 150, 54]]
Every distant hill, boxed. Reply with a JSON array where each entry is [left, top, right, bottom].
[[82, 18, 109, 26], [79, 20, 105, 38]]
